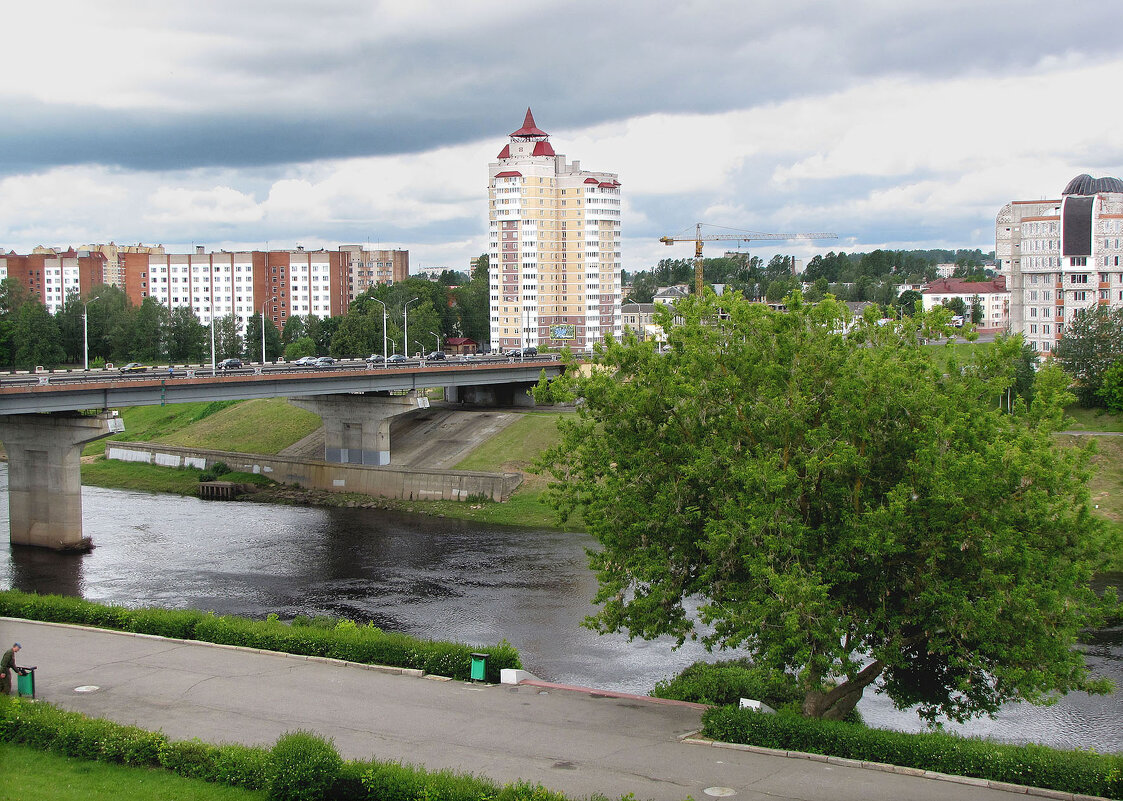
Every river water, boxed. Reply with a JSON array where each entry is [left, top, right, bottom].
[[0, 465, 1119, 753]]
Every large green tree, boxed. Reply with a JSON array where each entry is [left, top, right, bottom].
[[13, 300, 66, 369], [166, 306, 208, 364], [536, 292, 1114, 722], [1054, 305, 1123, 406]]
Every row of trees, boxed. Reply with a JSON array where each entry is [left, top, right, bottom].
[[624, 248, 995, 306], [0, 256, 494, 371]]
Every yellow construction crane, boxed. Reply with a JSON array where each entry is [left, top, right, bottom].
[[660, 223, 838, 296]]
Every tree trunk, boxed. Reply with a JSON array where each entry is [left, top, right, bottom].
[[801, 660, 884, 720]]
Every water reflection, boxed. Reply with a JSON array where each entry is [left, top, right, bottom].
[[0, 464, 1119, 753]]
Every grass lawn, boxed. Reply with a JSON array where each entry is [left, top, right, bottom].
[[81, 459, 273, 496], [83, 398, 321, 457], [1063, 405, 1123, 433], [0, 742, 266, 801], [158, 398, 321, 453]]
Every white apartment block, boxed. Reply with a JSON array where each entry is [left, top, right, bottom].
[[488, 109, 622, 351], [921, 277, 1009, 330], [997, 174, 1123, 354]]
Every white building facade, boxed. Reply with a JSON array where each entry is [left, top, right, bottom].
[[488, 109, 622, 352], [997, 174, 1123, 354]]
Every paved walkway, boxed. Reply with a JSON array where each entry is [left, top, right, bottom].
[[1, 618, 1046, 801]]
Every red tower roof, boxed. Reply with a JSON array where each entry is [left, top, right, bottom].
[[510, 107, 548, 138], [532, 140, 555, 156], [497, 144, 511, 159]]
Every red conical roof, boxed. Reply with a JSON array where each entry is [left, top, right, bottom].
[[510, 107, 548, 138], [497, 144, 511, 159]]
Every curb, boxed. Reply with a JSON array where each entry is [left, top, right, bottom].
[[682, 737, 1114, 801]]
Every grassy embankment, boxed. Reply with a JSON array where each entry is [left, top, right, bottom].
[[78, 399, 570, 529], [0, 742, 266, 801]]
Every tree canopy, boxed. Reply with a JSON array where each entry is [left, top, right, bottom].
[[1054, 305, 1123, 407], [535, 291, 1115, 722]]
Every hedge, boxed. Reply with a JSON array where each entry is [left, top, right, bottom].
[[0, 696, 576, 801], [703, 706, 1123, 800], [0, 589, 520, 683]]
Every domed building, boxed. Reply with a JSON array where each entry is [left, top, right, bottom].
[[996, 175, 1123, 353]]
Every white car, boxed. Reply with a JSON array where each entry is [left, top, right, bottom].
[[293, 356, 319, 367]]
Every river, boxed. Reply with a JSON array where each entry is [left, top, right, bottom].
[[0, 465, 1119, 753]]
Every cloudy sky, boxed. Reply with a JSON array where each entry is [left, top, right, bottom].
[[3, 0, 1122, 272]]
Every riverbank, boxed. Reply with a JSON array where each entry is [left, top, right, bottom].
[[79, 452, 571, 531]]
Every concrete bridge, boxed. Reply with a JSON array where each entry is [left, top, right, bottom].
[[0, 358, 564, 551]]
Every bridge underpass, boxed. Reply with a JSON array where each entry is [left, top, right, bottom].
[[0, 360, 561, 550]]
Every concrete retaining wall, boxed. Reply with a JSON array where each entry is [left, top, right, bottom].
[[105, 442, 522, 502]]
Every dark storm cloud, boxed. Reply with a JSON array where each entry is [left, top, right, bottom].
[[3, 0, 1118, 177]]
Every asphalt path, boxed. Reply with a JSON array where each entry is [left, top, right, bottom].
[[1, 619, 1037, 801]]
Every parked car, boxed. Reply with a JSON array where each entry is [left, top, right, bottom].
[[119, 362, 148, 373], [425, 351, 446, 361], [293, 356, 319, 367], [365, 354, 385, 365], [314, 356, 335, 367], [387, 353, 409, 363], [523, 347, 538, 357], [216, 358, 243, 370]]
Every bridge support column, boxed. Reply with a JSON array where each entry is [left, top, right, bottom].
[[0, 412, 125, 550], [291, 393, 425, 466]]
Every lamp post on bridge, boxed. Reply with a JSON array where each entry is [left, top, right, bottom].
[[403, 297, 419, 358], [371, 297, 388, 363], [82, 295, 99, 371], [429, 331, 440, 355], [261, 296, 277, 364]]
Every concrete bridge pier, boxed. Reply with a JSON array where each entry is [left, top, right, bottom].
[[291, 392, 425, 465], [0, 412, 125, 550]]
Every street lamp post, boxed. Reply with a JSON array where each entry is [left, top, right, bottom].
[[429, 331, 440, 355], [261, 296, 277, 364], [403, 297, 420, 358], [370, 297, 388, 363], [82, 295, 100, 371]]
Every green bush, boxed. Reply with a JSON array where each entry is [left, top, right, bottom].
[[0, 590, 520, 681], [651, 659, 804, 711], [269, 730, 343, 801], [702, 706, 1123, 799], [211, 461, 232, 476], [198, 470, 217, 482], [125, 607, 209, 639]]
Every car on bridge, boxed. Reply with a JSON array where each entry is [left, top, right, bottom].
[[216, 358, 243, 370], [119, 362, 149, 373], [425, 351, 446, 361], [387, 354, 409, 364], [314, 356, 335, 367], [365, 354, 385, 365], [292, 356, 319, 367]]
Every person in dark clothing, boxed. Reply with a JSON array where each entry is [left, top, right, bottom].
[[0, 643, 20, 695]]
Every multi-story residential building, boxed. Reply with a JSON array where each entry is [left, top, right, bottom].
[[921, 277, 1009, 330], [0, 249, 107, 314], [1, 244, 407, 332], [997, 174, 1123, 353], [488, 109, 622, 352]]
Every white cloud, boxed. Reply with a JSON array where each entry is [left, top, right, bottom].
[[146, 186, 263, 224]]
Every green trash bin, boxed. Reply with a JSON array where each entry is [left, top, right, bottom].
[[469, 652, 488, 682], [16, 666, 36, 699]]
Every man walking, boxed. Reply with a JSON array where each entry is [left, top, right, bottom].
[[0, 642, 19, 695]]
